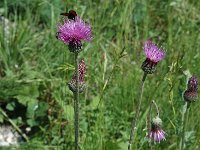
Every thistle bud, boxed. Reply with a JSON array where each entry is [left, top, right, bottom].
[[187, 76, 198, 92], [184, 76, 198, 102], [68, 60, 86, 93], [68, 79, 86, 93], [184, 90, 198, 102]]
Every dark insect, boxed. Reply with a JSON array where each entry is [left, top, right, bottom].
[[60, 10, 77, 20]]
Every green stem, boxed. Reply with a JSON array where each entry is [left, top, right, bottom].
[[148, 100, 153, 150], [0, 108, 29, 142], [152, 100, 159, 117], [180, 102, 189, 150], [74, 52, 79, 150], [128, 72, 147, 150]]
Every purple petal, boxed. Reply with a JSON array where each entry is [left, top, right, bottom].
[[149, 129, 166, 143], [57, 16, 92, 45], [143, 40, 165, 63]]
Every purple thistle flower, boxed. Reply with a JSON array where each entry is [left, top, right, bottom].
[[144, 40, 165, 63], [187, 76, 198, 92], [141, 40, 165, 74], [57, 16, 92, 53], [184, 76, 198, 102], [68, 60, 86, 93], [149, 116, 166, 143]]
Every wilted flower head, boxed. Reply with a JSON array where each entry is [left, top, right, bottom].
[[57, 16, 92, 53], [68, 60, 86, 93], [149, 116, 166, 143], [184, 76, 198, 102], [141, 40, 165, 74]]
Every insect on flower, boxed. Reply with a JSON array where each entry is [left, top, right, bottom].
[[60, 10, 77, 20], [56, 14, 92, 53]]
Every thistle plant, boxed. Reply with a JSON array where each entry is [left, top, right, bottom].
[[148, 100, 166, 145], [180, 76, 198, 150], [56, 11, 92, 150], [128, 40, 165, 150]]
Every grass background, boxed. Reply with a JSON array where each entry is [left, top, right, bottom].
[[0, 0, 200, 149]]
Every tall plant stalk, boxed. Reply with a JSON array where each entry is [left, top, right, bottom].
[[152, 100, 159, 117], [56, 10, 91, 150], [74, 52, 79, 150], [148, 101, 153, 150], [180, 102, 188, 150], [128, 72, 147, 150]]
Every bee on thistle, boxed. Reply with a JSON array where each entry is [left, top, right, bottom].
[[60, 10, 77, 20], [57, 9, 92, 53]]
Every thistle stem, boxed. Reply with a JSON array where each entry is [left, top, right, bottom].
[[152, 100, 159, 117], [128, 72, 147, 150], [148, 100, 153, 150], [74, 52, 79, 150], [180, 102, 189, 150]]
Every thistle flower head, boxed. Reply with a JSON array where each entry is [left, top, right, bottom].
[[141, 40, 165, 74], [144, 40, 165, 63], [187, 76, 198, 92], [184, 90, 198, 102], [149, 116, 166, 143], [184, 76, 198, 102], [68, 60, 86, 93], [57, 16, 92, 53]]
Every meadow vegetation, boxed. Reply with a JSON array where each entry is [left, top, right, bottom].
[[0, 0, 200, 149]]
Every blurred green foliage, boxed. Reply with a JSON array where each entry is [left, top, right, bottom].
[[0, 0, 200, 149]]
